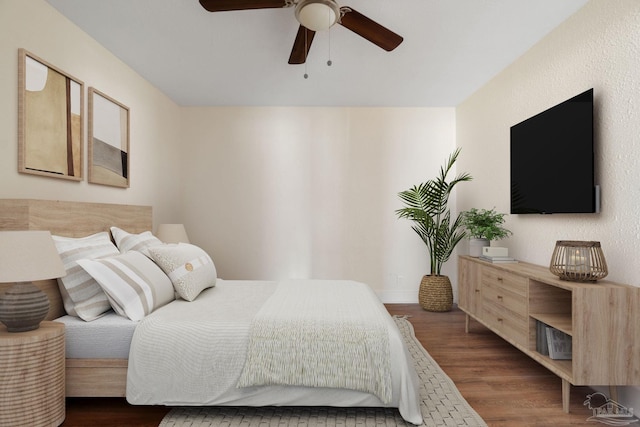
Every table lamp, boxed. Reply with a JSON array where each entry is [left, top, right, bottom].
[[156, 224, 190, 244], [0, 230, 66, 332]]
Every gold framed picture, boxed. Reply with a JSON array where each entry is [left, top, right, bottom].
[[88, 87, 130, 188], [18, 48, 84, 180]]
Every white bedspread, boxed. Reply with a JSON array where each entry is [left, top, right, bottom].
[[126, 280, 422, 425]]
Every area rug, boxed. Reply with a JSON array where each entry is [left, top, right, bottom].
[[159, 316, 487, 427]]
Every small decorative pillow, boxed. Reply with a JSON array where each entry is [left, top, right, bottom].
[[77, 251, 175, 321], [148, 243, 216, 301], [53, 232, 120, 321], [110, 226, 163, 257]]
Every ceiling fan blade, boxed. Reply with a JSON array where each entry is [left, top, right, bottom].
[[199, 0, 287, 12], [288, 25, 316, 64], [339, 7, 403, 51]]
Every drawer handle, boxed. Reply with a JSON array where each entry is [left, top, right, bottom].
[[475, 289, 480, 293], [497, 318, 503, 322], [497, 295, 503, 300], [497, 277, 504, 282]]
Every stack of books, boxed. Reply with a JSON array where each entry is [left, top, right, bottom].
[[479, 254, 518, 263], [535, 320, 572, 360], [546, 326, 573, 360], [536, 321, 549, 356], [479, 247, 517, 263]]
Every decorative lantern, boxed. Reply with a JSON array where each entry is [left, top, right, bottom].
[[549, 240, 608, 282]]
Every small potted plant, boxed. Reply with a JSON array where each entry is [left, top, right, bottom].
[[462, 208, 512, 257]]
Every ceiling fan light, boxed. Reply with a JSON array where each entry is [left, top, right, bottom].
[[295, 0, 340, 31]]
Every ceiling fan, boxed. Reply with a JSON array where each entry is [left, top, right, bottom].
[[198, 0, 404, 64]]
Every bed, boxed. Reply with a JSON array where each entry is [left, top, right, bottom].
[[0, 199, 422, 425]]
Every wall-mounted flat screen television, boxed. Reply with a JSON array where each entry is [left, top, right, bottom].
[[510, 88, 596, 214]]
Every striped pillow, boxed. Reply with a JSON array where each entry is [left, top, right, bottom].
[[148, 243, 216, 301], [77, 251, 175, 321], [53, 232, 120, 321], [110, 227, 162, 257]]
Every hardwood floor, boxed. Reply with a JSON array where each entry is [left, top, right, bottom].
[[386, 304, 595, 427], [63, 304, 595, 426]]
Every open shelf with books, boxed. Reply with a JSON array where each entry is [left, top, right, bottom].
[[530, 313, 572, 335], [528, 280, 573, 361]]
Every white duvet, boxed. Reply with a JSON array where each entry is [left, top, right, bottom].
[[126, 280, 422, 425]]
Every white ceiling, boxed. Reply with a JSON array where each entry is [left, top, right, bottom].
[[46, 0, 589, 107]]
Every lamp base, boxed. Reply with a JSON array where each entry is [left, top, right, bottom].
[[0, 282, 50, 332]]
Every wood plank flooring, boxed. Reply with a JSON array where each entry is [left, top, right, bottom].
[[63, 304, 595, 426], [386, 304, 594, 427]]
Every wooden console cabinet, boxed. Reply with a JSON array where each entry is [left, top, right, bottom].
[[458, 255, 640, 412]]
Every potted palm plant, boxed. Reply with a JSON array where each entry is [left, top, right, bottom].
[[396, 148, 472, 312], [462, 208, 512, 257]]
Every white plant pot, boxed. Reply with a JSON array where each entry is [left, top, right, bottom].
[[469, 238, 490, 257]]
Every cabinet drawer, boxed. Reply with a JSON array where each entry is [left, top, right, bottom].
[[482, 273, 528, 346], [482, 280, 528, 314], [482, 296, 528, 344], [482, 268, 528, 296]]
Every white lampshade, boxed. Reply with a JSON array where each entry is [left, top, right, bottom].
[[156, 224, 190, 244], [0, 230, 66, 332], [295, 0, 340, 31], [0, 230, 66, 282]]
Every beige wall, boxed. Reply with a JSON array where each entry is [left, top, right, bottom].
[[180, 107, 456, 301], [6, 0, 637, 301], [0, 0, 184, 226], [1, 1, 460, 302], [456, 0, 640, 408], [457, 0, 640, 286]]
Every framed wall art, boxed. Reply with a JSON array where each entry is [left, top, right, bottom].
[[88, 87, 130, 188], [18, 48, 84, 180]]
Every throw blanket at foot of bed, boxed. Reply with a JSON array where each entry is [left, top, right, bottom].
[[237, 280, 392, 404]]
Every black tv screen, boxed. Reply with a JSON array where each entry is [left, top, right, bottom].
[[510, 88, 595, 214]]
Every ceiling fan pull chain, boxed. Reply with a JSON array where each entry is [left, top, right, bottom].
[[304, 27, 309, 79], [327, 24, 332, 66]]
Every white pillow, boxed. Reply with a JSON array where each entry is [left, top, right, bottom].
[[77, 251, 175, 321], [53, 232, 119, 321], [110, 226, 162, 256], [148, 243, 216, 301]]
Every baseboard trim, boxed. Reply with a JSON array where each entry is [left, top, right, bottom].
[[377, 290, 418, 304]]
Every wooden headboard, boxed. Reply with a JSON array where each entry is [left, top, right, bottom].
[[0, 199, 152, 319]]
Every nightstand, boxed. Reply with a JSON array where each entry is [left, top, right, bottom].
[[0, 321, 65, 427]]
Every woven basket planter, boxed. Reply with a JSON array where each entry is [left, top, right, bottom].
[[419, 275, 453, 312]]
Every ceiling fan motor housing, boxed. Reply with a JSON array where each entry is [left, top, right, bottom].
[[295, 0, 341, 31]]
